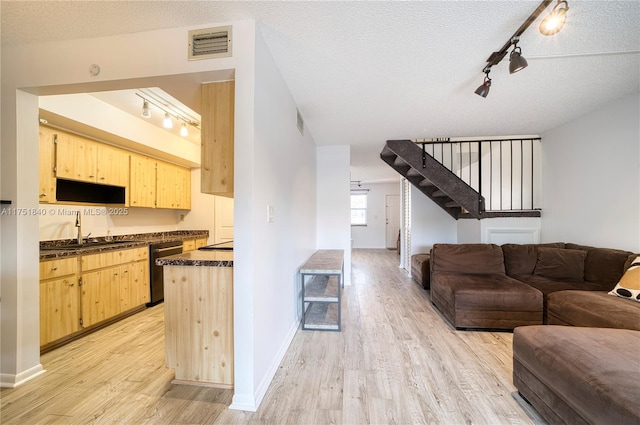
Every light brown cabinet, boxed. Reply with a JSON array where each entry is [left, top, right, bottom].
[[55, 129, 130, 187], [96, 144, 130, 187], [201, 81, 234, 197], [182, 237, 207, 252], [131, 155, 191, 210], [55, 131, 98, 183], [81, 247, 149, 327], [39, 257, 80, 346], [129, 154, 157, 208], [38, 126, 57, 204], [156, 161, 191, 209]]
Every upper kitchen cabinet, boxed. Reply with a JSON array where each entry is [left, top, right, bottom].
[[96, 144, 130, 187], [39, 125, 57, 203], [55, 131, 98, 183], [129, 154, 156, 208], [55, 128, 129, 187], [201, 81, 234, 198], [156, 161, 191, 210]]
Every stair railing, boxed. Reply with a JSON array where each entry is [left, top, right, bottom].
[[415, 137, 541, 211]]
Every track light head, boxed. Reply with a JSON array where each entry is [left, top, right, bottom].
[[180, 122, 189, 137], [475, 70, 492, 98], [163, 112, 173, 129], [509, 45, 528, 74], [141, 100, 151, 118], [540, 0, 569, 36]]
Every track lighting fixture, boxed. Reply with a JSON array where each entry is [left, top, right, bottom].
[[135, 91, 200, 138], [163, 112, 173, 129], [474, 69, 492, 98], [141, 100, 151, 118], [540, 0, 569, 36], [509, 38, 528, 74], [473, 0, 568, 98]]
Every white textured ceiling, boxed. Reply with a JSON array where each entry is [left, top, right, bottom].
[[2, 1, 639, 182]]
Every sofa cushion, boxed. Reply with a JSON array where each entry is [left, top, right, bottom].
[[533, 247, 586, 281], [609, 256, 640, 302], [548, 290, 640, 330], [513, 326, 640, 425], [502, 242, 565, 276], [411, 253, 431, 289], [431, 243, 504, 274], [565, 243, 633, 286]]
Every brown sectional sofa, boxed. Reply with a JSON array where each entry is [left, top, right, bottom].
[[430, 242, 637, 330], [427, 241, 640, 425]]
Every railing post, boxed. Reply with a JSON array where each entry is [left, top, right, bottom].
[[478, 141, 483, 212]]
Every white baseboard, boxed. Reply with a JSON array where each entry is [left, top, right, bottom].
[[0, 364, 45, 388], [229, 318, 299, 412]]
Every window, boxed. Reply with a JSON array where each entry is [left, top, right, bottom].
[[351, 192, 368, 226]]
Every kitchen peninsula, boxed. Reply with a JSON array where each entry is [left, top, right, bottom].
[[156, 248, 234, 388]]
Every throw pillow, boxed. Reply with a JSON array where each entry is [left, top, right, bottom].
[[533, 247, 586, 281], [609, 256, 640, 302]]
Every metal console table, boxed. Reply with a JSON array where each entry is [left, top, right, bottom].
[[300, 249, 344, 331]]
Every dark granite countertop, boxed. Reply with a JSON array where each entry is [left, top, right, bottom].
[[155, 250, 233, 267], [39, 230, 209, 260]]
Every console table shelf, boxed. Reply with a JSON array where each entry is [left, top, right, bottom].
[[300, 249, 344, 331]]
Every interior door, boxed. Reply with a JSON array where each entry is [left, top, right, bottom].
[[214, 195, 234, 243], [385, 194, 400, 249]]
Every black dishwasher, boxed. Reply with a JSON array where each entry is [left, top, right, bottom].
[[148, 240, 183, 306]]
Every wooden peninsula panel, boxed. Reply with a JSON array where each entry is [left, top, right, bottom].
[[164, 263, 234, 388], [201, 80, 234, 197]]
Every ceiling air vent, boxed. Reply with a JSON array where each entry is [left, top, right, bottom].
[[188, 26, 232, 60]]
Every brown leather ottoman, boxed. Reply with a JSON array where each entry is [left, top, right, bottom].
[[513, 325, 640, 425], [411, 253, 430, 289]]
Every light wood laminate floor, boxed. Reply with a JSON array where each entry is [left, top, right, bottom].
[[1, 249, 537, 424]]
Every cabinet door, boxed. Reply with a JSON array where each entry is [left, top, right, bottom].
[[129, 154, 156, 208], [176, 166, 191, 210], [201, 81, 234, 196], [155, 161, 177, 209], [38, 126, 57, 203], [96, 144, 129, 187], [40, 277, 80, 346], [56, 131, 97, 183], [81, 268, 120, 327], [130, 260, 150, 307]]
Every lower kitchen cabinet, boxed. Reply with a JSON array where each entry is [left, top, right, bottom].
[[182, 237, 208, 252], [40, 246, 149, 350], [39, 257, 80, 346]]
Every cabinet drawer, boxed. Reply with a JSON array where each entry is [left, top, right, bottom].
[[182, 240, 196, 252], [82, 249, 135, 271], [40, 257, 78, 280], [131, 247, 149, 261]]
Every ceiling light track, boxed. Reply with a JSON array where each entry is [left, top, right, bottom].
[[134, 92, 200, 135], [475, 0, 569, 98]]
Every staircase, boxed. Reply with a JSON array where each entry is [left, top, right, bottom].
[[381, 140, 485, 219]]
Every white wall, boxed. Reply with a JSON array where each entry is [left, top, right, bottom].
[[541, 93, 640, 252], [238, 28, 318, 410], [351, 182, 400, 248], [317, 146, 352, 284], [410, 185, 457, 255], [457, 217, 541, 244]]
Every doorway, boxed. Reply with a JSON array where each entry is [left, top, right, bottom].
[[385, 194, 400, 250]]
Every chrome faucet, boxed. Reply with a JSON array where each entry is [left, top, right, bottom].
[[75, 211, 82, 244]]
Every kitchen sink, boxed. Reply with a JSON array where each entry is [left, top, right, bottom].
[[40, 240, 137, 250]]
